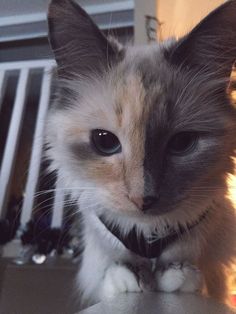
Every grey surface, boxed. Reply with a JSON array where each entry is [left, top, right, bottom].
[[79, 293, 236, 314], [0, 258, 80, 314], [0, 258, 235, 314]]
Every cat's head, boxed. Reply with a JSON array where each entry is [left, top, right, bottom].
[[47, 0, 236, 226]]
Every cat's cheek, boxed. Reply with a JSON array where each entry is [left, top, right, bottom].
[[80, 157, 124, 187]]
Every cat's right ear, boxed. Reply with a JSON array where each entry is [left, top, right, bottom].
[[166, 0, 236, 83], [48, 0, 123, 78]]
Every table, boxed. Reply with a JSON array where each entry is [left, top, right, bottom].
[[79, 292, 235, 314]]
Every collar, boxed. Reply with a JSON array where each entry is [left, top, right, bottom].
[[99, 210, 209, 259]]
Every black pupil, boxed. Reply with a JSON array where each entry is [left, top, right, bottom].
[[169, 132, 197, 154], [92, 129, 121, 155]]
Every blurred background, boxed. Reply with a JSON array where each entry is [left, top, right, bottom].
[[0, 0, 235, 313]]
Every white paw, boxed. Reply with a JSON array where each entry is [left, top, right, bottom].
[[156, 263, 185, 292], [180, 264, 203, 292], [156, 263, 202, 293], [100, 264, 142, 299]]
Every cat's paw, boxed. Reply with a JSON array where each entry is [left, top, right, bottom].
[[156, 263, 185, 292], [100, 264, 142, 299], [179, 263, 203, 292], [156, 262, 202, 293]]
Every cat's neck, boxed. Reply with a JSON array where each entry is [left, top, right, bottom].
[[98, 208, 210, 259]]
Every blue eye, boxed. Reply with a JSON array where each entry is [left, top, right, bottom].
[[91, 129, 121, 156], [168, 132, 198, 155]]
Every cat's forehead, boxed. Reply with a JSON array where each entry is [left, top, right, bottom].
[[71, 46, 167, 131], [116, 45, 168, 91], [107, 45, 177, 131], [67, 42, 226, 135]]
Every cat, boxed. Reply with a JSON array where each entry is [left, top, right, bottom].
[[46, 0, 236, 308]]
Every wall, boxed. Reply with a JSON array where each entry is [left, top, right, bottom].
[[156, 0, 225, 40]]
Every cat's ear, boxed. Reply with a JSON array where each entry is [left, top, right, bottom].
[[167, 1, 236, 81], [48, 0, 123, 78]]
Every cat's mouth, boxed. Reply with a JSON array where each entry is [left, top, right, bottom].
[[99, 208, 210, 259], [125, 192, 189, 216]]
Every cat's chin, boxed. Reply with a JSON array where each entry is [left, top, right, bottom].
[[96, 195, 213, 232], [99, 195, 177, 218], [97, 205, 169, 227]]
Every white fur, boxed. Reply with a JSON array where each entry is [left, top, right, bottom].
[[156, 263, 202, 293], [100, 264, 141, 299]]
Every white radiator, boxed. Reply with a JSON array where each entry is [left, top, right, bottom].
[[0, 59, 65, 237]]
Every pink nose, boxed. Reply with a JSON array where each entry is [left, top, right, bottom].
[[130, 196, 158, 211], [130, 197, 143, 210]]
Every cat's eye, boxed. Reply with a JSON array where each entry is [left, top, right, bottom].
[[168, 132, 198, 155], [91, 129, 121, 156]]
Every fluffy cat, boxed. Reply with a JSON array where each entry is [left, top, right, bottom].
[[46, 0, 236, 308]]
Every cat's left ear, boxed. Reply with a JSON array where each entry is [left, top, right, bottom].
[[166, 0, 236, 82], [48, 0, 123, 78]]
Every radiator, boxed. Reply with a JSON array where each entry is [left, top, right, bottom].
[[0, 60, 67, 256]]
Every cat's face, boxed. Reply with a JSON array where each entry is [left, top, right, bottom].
[[47, 0, 236, 224]]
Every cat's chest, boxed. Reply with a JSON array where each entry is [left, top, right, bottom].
[[85, 213, 199, 265]]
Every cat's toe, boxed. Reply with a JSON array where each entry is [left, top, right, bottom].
[[156, 264, 185, 292], [100, 264, 141, 299], [180, 264, 203, 292], [156, 263, 203, 293]]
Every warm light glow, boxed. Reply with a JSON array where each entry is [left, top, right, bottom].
[[156, 0, 224, 41], [232, 91, 236, 100], [227, 170, 236, 205], [229, 263, 236, 307]]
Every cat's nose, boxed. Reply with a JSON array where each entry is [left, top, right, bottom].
[[130, 197, 143, 209], [130, 196, 158, 211], [142, 196, 158, 211]]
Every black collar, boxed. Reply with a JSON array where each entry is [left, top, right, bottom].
[[99, 210, 209, 259]]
